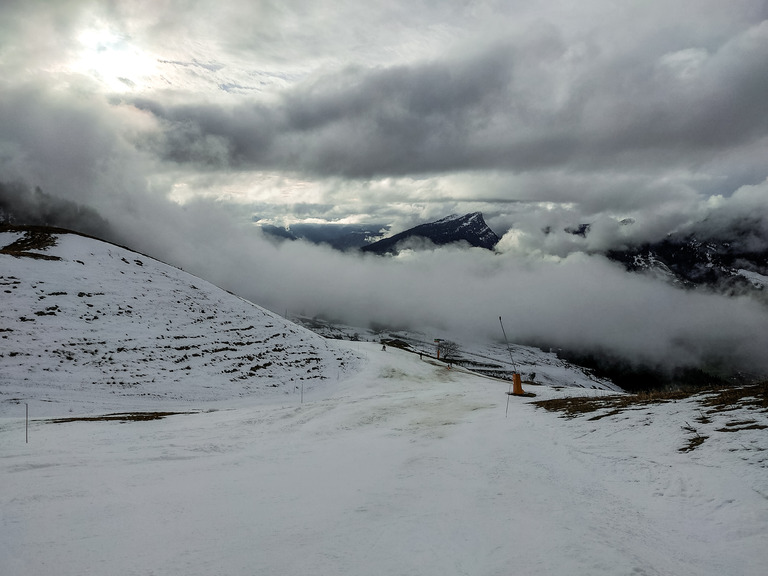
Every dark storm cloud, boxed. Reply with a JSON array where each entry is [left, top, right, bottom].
[[577, 22, 768, 161], [132, 98, 276, 167], [0, 85, 118, 198], [0, 181, 111, 237], [0, 80, 153, 221], [130, 45, 517, 176], [132, 19, 768, 180]]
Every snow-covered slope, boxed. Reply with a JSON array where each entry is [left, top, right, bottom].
[[0, 228, 359, 416], [292, 316, 622, 392], [1, 343, 766, 575]]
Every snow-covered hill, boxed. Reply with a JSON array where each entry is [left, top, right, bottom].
[[0, 227, 359, 416]]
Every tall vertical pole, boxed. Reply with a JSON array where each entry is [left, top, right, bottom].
[[498, 317, 518, 373], [26, 403, 28, 444], [499, 317, 519, 417]]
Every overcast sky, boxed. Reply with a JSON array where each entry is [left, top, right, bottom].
[[2, 0, 768, 373]]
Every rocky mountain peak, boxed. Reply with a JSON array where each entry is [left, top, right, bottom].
[[361, 212, 500, 255]]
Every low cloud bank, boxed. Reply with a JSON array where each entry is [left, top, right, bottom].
[[3, 179, 767, 378], [90, 194, 768, 378]]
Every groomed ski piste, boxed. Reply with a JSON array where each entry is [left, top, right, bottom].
[[2, 229, 767, 575]]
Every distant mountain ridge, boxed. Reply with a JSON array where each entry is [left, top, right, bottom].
[[259, 222, 389, 250], [539, 216, 768, 297], [606, 233, 768, 295], [361, 212, 500, 255]]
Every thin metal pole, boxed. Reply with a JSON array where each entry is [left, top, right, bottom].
[[26, 403, 28, 443], [498, 316, 518, 373], [499, 317, 518, 418]]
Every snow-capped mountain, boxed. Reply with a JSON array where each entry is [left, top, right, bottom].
[[361, 212, 500, 255], [607, 233, 768, 295], [0, 226, 359, 416], [259, 212, 500, 253]]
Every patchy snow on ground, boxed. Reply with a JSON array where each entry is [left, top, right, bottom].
[[2, 229, 767, 575]]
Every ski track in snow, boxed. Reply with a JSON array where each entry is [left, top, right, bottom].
[[2, 230, 767, 575]]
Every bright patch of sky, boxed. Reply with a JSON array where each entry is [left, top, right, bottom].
[[70, 25, 159, 92]]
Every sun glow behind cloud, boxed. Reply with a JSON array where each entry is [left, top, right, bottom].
[[71, 25, 158, 92]]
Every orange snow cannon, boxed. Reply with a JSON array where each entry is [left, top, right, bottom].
[[512, 373, 524, 395]]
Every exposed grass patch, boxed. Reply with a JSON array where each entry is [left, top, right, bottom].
[[679, 421, 709, 452], [680, 434, 709, 452], [699, 381, 768, 412], [48, 411, 195, 423], [0, 229, 61, 260], [716, 420, 768, 432], [534, 381, 768, 453], [534, 382, 767, 419], [533, 388, 692, 419]]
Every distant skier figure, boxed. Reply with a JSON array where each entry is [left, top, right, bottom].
[[419, 352, 423, 360], [382, 344, 386, 351]]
